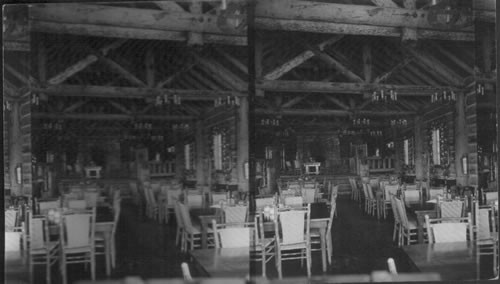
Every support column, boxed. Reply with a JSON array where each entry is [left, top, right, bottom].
[[8, 100, 23, 195], [175, 134, 184, 180], [237, 97, 249, 192], [195, 119, 206, 185], [414, 115, 424, 181], [393, 129, 403, 175], [455, 92, 468, 186]]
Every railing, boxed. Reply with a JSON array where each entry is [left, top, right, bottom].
[[149, 161, 175, 177], [367, 156, 395, 173]]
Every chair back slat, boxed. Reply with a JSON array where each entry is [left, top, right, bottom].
[[213, 220, 251, 248], [178, 202, 194, 230], [384, 185, 399, 201], [5, 209, 18, 230], [62, 210, 95, 248], [255, 197, 274, 210], [301, 188, 316, 204], [223, 206, 247, 223], [29, 216, 47, 249], [439, 200, 464, 218], [280, 210, 306, 244], [186, 192, 204, 208], [284, 196, 303, 208], [425, 213, 472, 243], [68, 199, 87, 210]]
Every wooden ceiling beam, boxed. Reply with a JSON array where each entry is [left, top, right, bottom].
[[188, 69, 221, 90], [108, 101, 132, 115], [256, 18, 473, 41], [47, 40, 126, 86], [190, 52, 247, 91], [404, 48, 464, 86], [281, 95, 309, 108], [99, 56, 147, 87], [258, 80, 459, 95], [428, 43, 473, 74], [362, 43, 372, 83], [374, 57, 413, 84], [302, 41, 364, 83], [324, 96, 350, 110], [263, 36, 343, 80], [4, 63, 30, 85], [156, 62, 196, 89], [154, 1, 186, 13], [32, 112, 195, 121], [213, 47, 248, 75], [256, 108, 416, 117], [63, 100, 87, 113], [145, 47, 155, 87], [30, 4, 245, 36], [256, 0, 472, 38], [31, 20, 247, 46], [370, 0, 399, 8], [34, 84, 246, 99]]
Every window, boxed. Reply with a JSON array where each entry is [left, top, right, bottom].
[[403, 139, 409, 165], [213, 133, 223, 170], [432, 128, 441, 165], [184, 144, 192, 170]]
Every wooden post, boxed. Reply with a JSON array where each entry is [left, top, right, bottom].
[[414, 115, 425, 181], [255, 33, 264, 97], [455, 92, 468, 186], [175, 133, 184, 180], [237, 97, 249, 192], [187, 1, 203, 45], [393, 129, 403, 175], [362, 43, 372, 83], [8, 100, 23, 195], [195, 119, 206, 185]]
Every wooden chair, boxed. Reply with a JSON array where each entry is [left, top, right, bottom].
[[349, 177, 361, 202], [37, 198, 61, 215], [301, 187, 317, 204], [255, 196, 275, 211], [162, 185, 182, 224], [174, 201, 185, 248], [438, 200, 464, 218], [185, 191, 204, 209], [5, 209, 22, 232], [365, 184, 378, 216], [210, 192, 227, 206], [390, 194, 402, 244], [95, 197, 121, 270], [387, 258, 397, 275], [424, 213, 472, 243], [274, 204, 311, 279], [59, 207, 96, 284], [181, 262, 193, 281], [212, 220, 252, 248], [484, 191, 498, 205], [68, 199, 87, 210], [310, 200, 336, 266], [473, 202, 498, 277], [223, 205, 248, 224], [394, 196, 418, 246], [402, 185, 421, 206], [142, 183, 159, 221], [283, 196, 304, 208], [29, 214, 59, 284], [178, 201, 213, 251], [428, 187, 445, 200], [381, 184, 399, 219], [84, 192, 99, 208], [252, 214, 275, 277]]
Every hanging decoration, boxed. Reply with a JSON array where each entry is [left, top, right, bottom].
[[214, 96, 240, 107], [476, 83, 485, 96], [390, 119, 408, 127], [352, 117, 370, 126], [155, 94, 181, 106], [372, 89, 398, 102], [430, 89, 456, 103], [260, 117, 280, 126], [172, 123, 190, 131], [369, 130, 383, 137]]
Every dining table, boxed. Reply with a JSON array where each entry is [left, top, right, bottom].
[[190, 207, 223, 249], [402, 241, 478, 281], [189, 247, 250, 278]]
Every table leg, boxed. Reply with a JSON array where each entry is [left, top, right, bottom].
[[201, 220, 207, 249], [320, 228, 327, 272], [105, 232, 111, 276], [417, 218, 424, 244]]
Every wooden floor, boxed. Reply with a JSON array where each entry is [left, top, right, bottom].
[[8, 196, 497, 283]]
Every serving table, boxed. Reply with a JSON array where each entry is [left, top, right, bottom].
[[190, 247, 250, 277], [402, 242, 477, 281]]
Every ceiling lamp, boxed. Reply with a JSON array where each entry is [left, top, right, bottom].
[[352, 118, 370, 126], [214, 96, 240, 107], [372, 89, 397, 102], [431, 90, 456, 103], [390, 119, 408, 127]]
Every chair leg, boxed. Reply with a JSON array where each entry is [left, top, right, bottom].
[[46, 253, 51, 284], [261, 250, 266, 277], [61, 255, 67, 284], [91, 252, 96, 280], [111, 239, 116, 268], [276, 251, 282, 279], [306, 248, 312, 277]]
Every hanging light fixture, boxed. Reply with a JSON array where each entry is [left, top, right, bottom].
[[352, 117, 370, 126], [372, 89, 397, 102], [476, 83, 485, 96], [390, 119, 408, 127], [214, 96, 240, 107], [431, 89, 456, 103]]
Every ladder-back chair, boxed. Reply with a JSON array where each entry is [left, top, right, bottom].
[[29, 214, 59, 284]]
